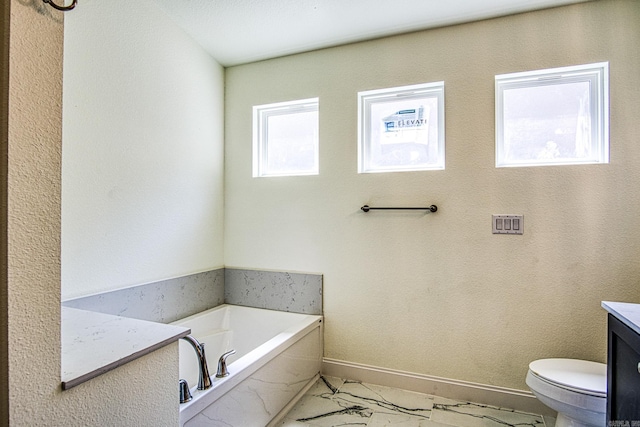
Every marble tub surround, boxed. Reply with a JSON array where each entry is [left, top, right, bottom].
[[60, 267, 321, 389], [61, 307, 190, 390], [225, 268, 322, 315], [279, 376, 551, 427], [63, 268, 225, 323]]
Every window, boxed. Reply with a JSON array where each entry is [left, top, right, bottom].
[[253, 98, 319, 177], [495, 62, 609, 167], [358, 82, 445, 173]]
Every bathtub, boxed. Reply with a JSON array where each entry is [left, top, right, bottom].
[[172, 304, 323, 426]]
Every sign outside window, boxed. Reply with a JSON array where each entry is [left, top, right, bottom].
[[358, 82, 445, 173]]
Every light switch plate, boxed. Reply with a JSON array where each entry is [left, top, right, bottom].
[[492, 215, 523, 235]]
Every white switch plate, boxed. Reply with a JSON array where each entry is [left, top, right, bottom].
[[492, 215, 523, 235]]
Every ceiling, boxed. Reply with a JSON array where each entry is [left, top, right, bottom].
[[150, 0, 590, 67]]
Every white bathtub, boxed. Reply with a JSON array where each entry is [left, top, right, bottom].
[[172, 304, 323, 426]]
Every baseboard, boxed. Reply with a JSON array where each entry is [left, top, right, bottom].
[[321, 358, 555, 418]]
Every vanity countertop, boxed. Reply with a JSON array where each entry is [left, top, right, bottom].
[[602, 301, 640, 335], [61, 307, 190, 390]]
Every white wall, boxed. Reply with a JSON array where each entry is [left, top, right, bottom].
[[225, 0, 640, 390], [62, 0, 225, 299], [6, 1, 180, 425]]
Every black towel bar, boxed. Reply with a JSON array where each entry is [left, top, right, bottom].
[[361, 205, 437, 213]]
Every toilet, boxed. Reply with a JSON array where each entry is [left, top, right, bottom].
[[526, 358, 607, 427]]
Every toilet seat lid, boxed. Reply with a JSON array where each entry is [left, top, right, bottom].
[[529, 358, 606, 395]]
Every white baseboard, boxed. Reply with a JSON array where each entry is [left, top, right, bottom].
[[321, 358, 555, 418]]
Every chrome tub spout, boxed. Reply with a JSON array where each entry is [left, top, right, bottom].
[[181, 335, 212, 390]]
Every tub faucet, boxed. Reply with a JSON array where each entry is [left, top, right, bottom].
[[216, 349, 236, 378], [181, 335, 212, 390]]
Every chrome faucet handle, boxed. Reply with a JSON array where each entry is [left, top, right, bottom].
[[179, 379, 192, 404], [216, 349, 236, 378]]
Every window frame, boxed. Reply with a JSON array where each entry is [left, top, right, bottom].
[[358, 82, 445, 174], [252, 97, 319, 177], [495, 62, 609, 168]]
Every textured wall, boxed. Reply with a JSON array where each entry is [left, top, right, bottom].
[[7, 0, 65, 422], [225, 0, 640, 390], [62, 0, 225, 299], [7, 1, 179, 425], [1, 0, 9, 422]]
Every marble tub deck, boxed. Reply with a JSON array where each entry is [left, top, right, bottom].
[[278, 376, 555, 427]]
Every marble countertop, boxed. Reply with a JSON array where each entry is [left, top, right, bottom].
[[61, 307, 190, 390], [602, 301, 640, 335]]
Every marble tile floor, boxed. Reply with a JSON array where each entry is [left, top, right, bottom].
[[278, 376, 555, 427]]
